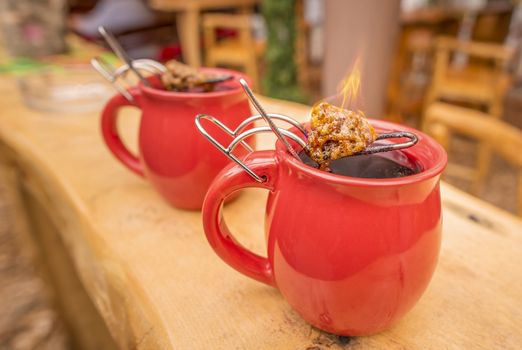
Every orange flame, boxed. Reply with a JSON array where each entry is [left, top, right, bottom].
[[337, 59, 362, 111]]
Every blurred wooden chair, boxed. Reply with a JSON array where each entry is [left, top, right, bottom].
[[425, 102, 522, 216], [423, 36, 515, 193], [471, 2, 513, 43], [425, 36, 514, 119], [202, 13, 265, 90], [387, 29, 434, 123]]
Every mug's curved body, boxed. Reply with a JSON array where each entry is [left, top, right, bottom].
[[265, 141, 442, 335], [101, 69, 252, 210], [202, 120, 447, 335]]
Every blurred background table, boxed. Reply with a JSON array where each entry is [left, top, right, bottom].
[[0, 74, 521, 349]]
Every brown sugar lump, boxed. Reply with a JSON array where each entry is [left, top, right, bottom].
[[307, 102, 376, 168], [161, 60, 213, 92]]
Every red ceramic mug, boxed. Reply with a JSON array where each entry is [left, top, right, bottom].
[[202, 120, 447, 335], [101, 68, 253, 210]]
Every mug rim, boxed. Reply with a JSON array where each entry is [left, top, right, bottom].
[[276, 119, 448, 187], [138, 67, 251, 100]]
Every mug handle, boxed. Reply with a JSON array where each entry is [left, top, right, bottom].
[[101, 89, 144, 177], [202, 150, 278, 287]]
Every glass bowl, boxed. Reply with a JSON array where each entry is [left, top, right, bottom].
[[18, 65, 113, 114]]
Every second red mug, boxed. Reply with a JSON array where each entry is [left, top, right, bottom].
[[101, 68, 253, 210], [202, 120, 447, 335]]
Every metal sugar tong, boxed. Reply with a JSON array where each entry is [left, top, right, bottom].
[[196, 79, 418, 182], [91, 26, 233, 102], [90, 26, 166, 102]]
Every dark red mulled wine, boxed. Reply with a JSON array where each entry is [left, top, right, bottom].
[[298, 150, 420, 178]]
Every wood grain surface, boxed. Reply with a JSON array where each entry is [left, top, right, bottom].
[[0, 78, 521, 349]]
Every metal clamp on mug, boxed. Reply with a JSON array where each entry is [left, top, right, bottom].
[[91, 26, 168, 102], [196, 78, 420, 183], [195, 113, 306, 182], [91, 56, 166, 102]]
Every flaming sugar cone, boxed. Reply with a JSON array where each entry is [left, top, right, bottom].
[[304, 59, 415, 170], [308, 102, 377, 168], [305, 58, 377, 168]]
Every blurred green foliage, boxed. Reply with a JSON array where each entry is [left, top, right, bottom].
[[262, 0, 306, 103]]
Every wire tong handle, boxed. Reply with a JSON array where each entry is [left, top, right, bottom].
[[92, 26, 168, 102], [195, 114, 306, 182], [91, 56, 166, 102], [97, 26, 152, 86], [238, 79, 302, 161]]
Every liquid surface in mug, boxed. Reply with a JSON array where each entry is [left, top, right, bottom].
[[298, 150, 420, 178], [186, 84, 235, 93], [152, 79, 235, 93]]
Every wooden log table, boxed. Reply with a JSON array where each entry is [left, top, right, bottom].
[[0, 77, 521, 349]]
